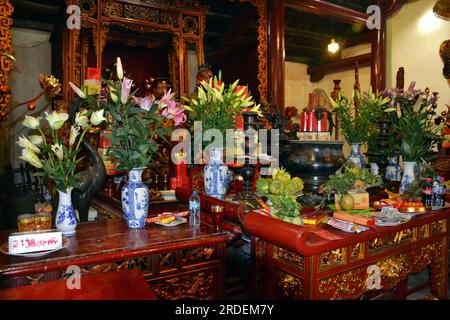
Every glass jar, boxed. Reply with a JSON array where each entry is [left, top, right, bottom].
[[34, 213, 52, 231], [17, 214, 36, 232]]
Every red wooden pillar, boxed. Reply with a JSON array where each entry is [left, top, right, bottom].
[[268, 0, 285, 115], [371, 5, 387, 93]]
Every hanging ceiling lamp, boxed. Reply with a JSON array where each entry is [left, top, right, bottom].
[[433, 0, 450, 20], [328, 39, 339, 53]]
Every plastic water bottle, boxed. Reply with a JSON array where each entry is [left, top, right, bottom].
[[189, 191, 201, 229]]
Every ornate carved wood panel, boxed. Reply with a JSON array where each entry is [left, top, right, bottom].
[[0, 0, 14, 120], [63, 0, 207, 99]]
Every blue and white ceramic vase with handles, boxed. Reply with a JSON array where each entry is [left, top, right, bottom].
[[122, 168, 149, 228], [386, 155, 401, 181], [56, 187, 77, 237], [400, 161, 416, 194], [347, 143, 366, 168], [204, 148, 228, 199]]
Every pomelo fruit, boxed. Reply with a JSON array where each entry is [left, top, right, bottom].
[[339, 194, 355, 211]]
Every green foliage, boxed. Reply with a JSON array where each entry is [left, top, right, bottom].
[[331, 90, 389, 144], [183, 73, 256, 148], [321, 162, 383, 198], [104, 86, 170, 171], [256, 168, 304, 218]]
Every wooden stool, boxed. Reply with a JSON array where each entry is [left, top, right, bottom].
[[0, 269, 156, 300]]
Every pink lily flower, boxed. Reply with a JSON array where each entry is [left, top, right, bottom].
[[135, 96, 155, 111], [121, 78, 133, 104], [161, 100, 187, 126], [158, 89, 176, 109]]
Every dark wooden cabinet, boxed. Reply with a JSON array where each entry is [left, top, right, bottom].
[[0, 218, 229, 300]]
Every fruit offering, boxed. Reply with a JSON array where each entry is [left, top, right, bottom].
[[256, 168, 304, 224]]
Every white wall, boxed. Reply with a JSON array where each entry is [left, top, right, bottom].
[[386, 0, 450, 115], [8, 28, 52, 168]]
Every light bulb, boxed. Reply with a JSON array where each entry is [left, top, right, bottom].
[[328, 38, 339, 53]]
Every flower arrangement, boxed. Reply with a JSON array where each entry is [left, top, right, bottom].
[[74, 57, 187, 171], [182, 72, 260, 149], [331, 89, 389, 144], [17, 109, 106, 192], [383, 82, 444, 162]]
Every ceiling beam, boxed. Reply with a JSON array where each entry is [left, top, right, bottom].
[[285, 26, 331, 41], [11, 0, 60, 15], [285, 0, 369, 25], [307, 52, 371, 82], [286, 42, 326, 53], [342, 30, 375, 48]]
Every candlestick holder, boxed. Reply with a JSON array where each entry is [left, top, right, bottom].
[[233, 111, 259, 203]]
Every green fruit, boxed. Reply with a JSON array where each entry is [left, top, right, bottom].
[[256, 178, 269, 193], [273, 168, 291, 183], [269, 180, 284, 194], [291, 177, 304, 192], [339, 194, 355, 211]]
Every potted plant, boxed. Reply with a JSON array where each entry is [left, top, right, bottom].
[[320, 162, 383, 210], [17, 108, 106, 236], [97, 57, 185, 228], [182, 73, 259, 199], [383, 82, 444, 193], [331, 90, 389, 168]]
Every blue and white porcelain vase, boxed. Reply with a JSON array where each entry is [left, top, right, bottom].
[[386, 155, 401, 181], [56, 187, 77, 237], [121, 168, 149, 228], [347, 143, 366, 169], [204, 148, 228, 200], [400, 161, 416, 194]]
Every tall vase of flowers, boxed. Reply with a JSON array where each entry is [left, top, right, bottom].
[[102, 58, 185, 228], [183, 73, 260, 196], [331, 90, 389, 168], [17, 106, 106, 236], [383, 82, 444, 193]]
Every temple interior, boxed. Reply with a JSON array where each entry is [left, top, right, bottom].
[[0, 0, 449, 303]]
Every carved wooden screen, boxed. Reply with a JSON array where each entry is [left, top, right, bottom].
[[63, 0, 207, 100], [0, 0, 14, 120]]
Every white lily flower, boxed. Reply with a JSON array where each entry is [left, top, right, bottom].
[[51, 143, 64, 160], [22, 115, 40, 129], [19, 149, 43, 169], [17, 135, 41, 154], [110, 91, 118, 103], [46, 111, 69, 130], [90, 109, 107, 126], [69, 82, 87, 99], [116, 57, 123, 80], [69, 126, 80, 146], [28, 135, 44, 145], [75, 110, 90, 128]]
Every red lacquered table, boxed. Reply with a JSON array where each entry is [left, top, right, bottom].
[[0, 269, 156, 300], [244, 206, 450, 300]]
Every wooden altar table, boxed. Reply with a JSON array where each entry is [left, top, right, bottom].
[[244, 207, 450, 300], [0, 218, 229, 300]]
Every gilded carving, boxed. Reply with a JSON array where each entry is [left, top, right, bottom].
[[417, 224, 429, 240], [161, 11, 179, 28], [350, 242, 365, 261], [160, 252, 176, 271], [241, 0, 267, 100], [318, 267, 367, 299], [182, 246, 215, 265], [0, 0, 14, 118], [319, 248, 346, 270], [183, 15, 199, 35], [431, 220, 446, 235], [103, 0, 124, 17], [79, 0, 97, 17], [273, 246, 304, 272], [124, 3, 160, 23], [277, 269, 303, 299], [151, 271, 214, 300], [377, 254, 411, 289], [368, 228, 414, 253]]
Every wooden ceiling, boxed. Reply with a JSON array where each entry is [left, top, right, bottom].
[[11, 0, 381, 67]]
